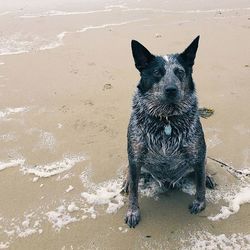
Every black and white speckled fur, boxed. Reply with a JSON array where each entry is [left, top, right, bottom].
[[124, 36, 209, 228]]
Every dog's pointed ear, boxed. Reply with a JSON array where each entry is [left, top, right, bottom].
[[131, 40, 155, 71], [179, 36, 200, 67]]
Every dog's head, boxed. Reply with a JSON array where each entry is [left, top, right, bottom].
[[131, 36, 199, 116]]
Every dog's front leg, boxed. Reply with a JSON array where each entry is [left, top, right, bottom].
[[125, 159, 141, 228], [189, 162, 206, 214]]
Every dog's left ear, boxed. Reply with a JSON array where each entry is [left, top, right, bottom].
[[179, 36, 200, 67]]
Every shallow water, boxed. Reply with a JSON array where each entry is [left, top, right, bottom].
[[0, 0, 250, 249]]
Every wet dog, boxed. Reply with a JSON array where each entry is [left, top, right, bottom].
[[123, 36, 215, 228]]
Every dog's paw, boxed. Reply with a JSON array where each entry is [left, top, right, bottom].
[[124, 208, 140, 228], [189, 200, 206, 214]]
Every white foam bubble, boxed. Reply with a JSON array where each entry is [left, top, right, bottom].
[[0, 242, 9, 249], [66, 185, 74, 193], [19, 9, 112, 18], [16, 218, 41, 238], [105, 5, 127, 9], [39, 32, 66, 51], [79, 168, 170, 219], [0, 133, 16, 142], [0, 159, 25, 171], [77, 19, 147, 33], [57, 123, 63, 129], [0, 18, 146, 55], [32, 177, 39, 182], [38, 131, 56, 151], [0, 107, 29, 119], [80, 178, 124, 215], [122, 7, 250, 14], [139, 177, 164, 199], [21, 155, 85, 178], [118, 226, 128, 233], [183, 231, 250, 250], [0, 35, 32, 56], [4, 230, 15, 237], [56, 172, 74, 181], [67, 202, 79, 212], [0, 33, 67, 55], [2, 212, 42, 241], [46, 205, 79, 231], [208, 186, 250, 221]]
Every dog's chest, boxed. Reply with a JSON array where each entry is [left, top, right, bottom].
[[142, 130, 194, 184]]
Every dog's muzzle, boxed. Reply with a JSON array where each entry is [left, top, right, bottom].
[[164, 86, 179, 102]]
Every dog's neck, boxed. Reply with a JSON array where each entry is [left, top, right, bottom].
[[135, 90, 198, 118]]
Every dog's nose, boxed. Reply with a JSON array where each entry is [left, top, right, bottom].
[[165, 86, 178, 97]]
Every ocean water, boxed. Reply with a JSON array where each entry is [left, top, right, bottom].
[[0, 0, 249, 56]]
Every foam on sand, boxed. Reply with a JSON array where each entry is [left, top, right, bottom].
[[19, 9, 112, 18], [80, 176, 125, 216], [67, 202, 79, 212], [46, 205, 79, 231], [2, 212, 43, 243], [208, 186, 250, 221], [0, 33, 66, 55], [0, 159, 25, 171], [36, 130, 56, 152], [182, 231, 250, 250], [21, 155, 85, 178], [0, 107, 29, 119], [0, 35, 31, 56], [65, 185, 74, 193], [0, 133, 16, 142], [28, 128, 56, 152], [39, 32, 67, 51], [79, 170, 167, 219], [0, 19, 146, 55], [77, 19, 147, 33], [0, 242, 9, 249], [122, 7, 250, 14]]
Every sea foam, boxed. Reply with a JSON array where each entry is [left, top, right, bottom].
[[0, 159, 25, 171], [46, 205, 79, 231], [19, 9, 112, 18], [0, 107, 29, 119], [21, 155, 85, 178], [208, 186, 250, 221], [183, 231, 250, 250]]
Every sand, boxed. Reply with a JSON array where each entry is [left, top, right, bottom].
[[0, 0, 250, 249]]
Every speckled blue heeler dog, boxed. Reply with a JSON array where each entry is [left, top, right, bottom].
[[123, 36, 215, 228]]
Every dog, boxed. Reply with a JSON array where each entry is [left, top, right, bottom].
[[123, 36, 215, 228]]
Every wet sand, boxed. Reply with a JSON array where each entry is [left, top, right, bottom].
[[0, 0, 250, 249]]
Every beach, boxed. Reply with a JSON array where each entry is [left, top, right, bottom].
[[0, 0, 250, 249]]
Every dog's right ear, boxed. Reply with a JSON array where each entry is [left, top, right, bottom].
[[131, 40, 155, 71], [179, 36, 200, 68]]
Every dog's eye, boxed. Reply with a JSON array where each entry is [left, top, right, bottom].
[[153, 69, 162, 78], [174, 68, 185, 80]]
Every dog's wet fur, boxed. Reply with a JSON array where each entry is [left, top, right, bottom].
[[124, 36, 215, 228]]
